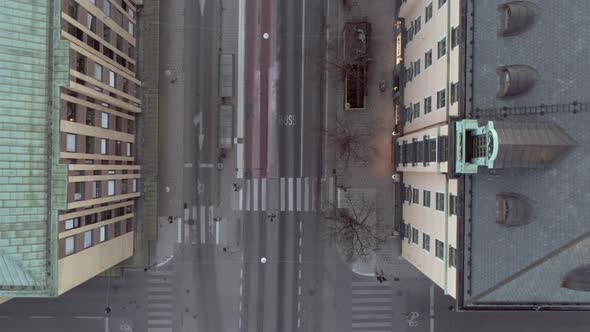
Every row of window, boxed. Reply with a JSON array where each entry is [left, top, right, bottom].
[[397, 135, 449, 166], [407, 0, 448, 42], [66, 134, 133, 157], [64, 220, 131, 256], [66, 102, 135, 134], [80, 0, 136, 37], [404, 223, 457, 267], [73, 177, 138, 201], [403, 83, 458, 123], [402, 186, 458, 215]]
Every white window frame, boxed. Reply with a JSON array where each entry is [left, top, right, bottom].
[[108, 180, 115, 196], [65, 236, 75, 256], [128, 22, 134, 36], [94, 63, 103, 81], [126, 142, 132, 156], [435, 192, 445, 212], [92, 181, 100, 198], [100, 226, 107, 242], [103, 0, 111, 16], [132, 178, 138, 192], [412, 187, 420, 205], [411, 227, 419, 245], [435, 239, 445, 260], [101, 112, 109, 128], [109, 70, 116, 88], [66, 134, 77, 152], [83, 230, 93, 249], [422, 233, 431, 252], [101, 138, 107, 155], [64, 218, 79, 230]]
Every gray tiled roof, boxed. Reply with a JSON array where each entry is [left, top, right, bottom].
[[465, 0, 590, 305]]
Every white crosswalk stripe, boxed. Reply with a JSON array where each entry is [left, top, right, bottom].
[[146, 269, 174, 332], [233, 177, 327, 212], [351, 277, 393, 331]]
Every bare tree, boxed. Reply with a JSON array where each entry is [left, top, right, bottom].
[[322, 191, 384, 263], [323, 119, 375, 166]]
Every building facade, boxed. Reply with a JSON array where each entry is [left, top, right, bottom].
[[0, 0, 141, 300], [395, 0, 461, 299]]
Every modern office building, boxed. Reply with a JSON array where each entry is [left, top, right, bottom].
[[0, 0, 141, 301], [394, 0, 590, 310]]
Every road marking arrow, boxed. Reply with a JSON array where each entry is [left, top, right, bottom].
[[200, 0, 206, 16], [194, 112, 205, 150]]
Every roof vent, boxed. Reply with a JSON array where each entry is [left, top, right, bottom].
[[562, 265, 590, 292], [496, 65, 539, 98], [498, 1, 539, 37]]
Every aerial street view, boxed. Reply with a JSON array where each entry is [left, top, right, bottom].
[[0, 0, 590, 331]]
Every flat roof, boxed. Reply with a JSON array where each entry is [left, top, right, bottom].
[[463, 0, 590, 307]]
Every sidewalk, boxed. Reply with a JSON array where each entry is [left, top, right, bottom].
[[329, 0, 416, 278]]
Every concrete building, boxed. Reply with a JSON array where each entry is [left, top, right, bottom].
[[0, 0, 141, 301], [394, 0, 590, 310]]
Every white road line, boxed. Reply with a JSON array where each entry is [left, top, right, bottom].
[[296, 177, 302, 211], [288, 177, 294, 211], [30, 316, 54, 319], [322, 0, 330, 182], [310, 178, 315, 211], [300, 0, 306, 178], [240, 268, 243, 279], [298, 301, 301, 312], [239, 317, 242, 329], [148, 278, 171, 284], [183, 163, 193, 168], [280, 177, 286, 210], [177, 218, 182, 244], [299, 237, 302, 247], [75, 316, 103, 320], [199, 163, 215, 168], [200, 219, 206, 243], [298, 253, 302, 263], [304, 177, 310, 211], [148, 294, 173, 300], [148, 319, 173, 325], [298, 286, 301, 296], [104, 317, 109, 332], [147, 328, 172, 332], [297, 317, 301, 328], [328, 177, 335, 203], [215, 221, 220, 244], [298, 269, 301, 279], [148, 303, 173, 309], [261, 178, 267, 211], [236, 0, 245, 178], [299, 220, 302, 231], [239, 284, 243, 295], [148, 311, 173, 317], [239, 186, 244, 210], [192, 205, 197, 221], [147, 286, 173, 292], [245, 179, 251, 210], [253, 178, 259, 211], [239, 301, 242, 312], [183, 207, 189, 221], [430, 283, 435, 332]]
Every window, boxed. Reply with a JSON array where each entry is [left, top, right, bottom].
[[101, 138, 108, 154], [86, 109, 95, 126], [65, 236, 75, 256], [66, 134, 77, 152], [94, 63, 103, 81], [451, 82, 459, 104], [108, 180, 115, 196], [64, 218, 80, 230], [438, 0, 447, 9], [74, 182, 84, 201], [125, 143, 131, 156], [68, 0, 78, 18], [435, 239, 445, 260], [428, 138, 437, 162], [449, 246, 457, 267], [66, 102, 77, 122], [89, 0, 96, 4], [451, 26, 459, 48], [100, 225, 107, 242], [404, 185, 412, 203], [103, 26, 111, 42], [414, 59, 421, 76], [83, 230, 93, 249], [128, 8, 135, 18], [109, 71, 116, 88], [103, 0, 111, 16], [423, 190, 431, 207], [404, 223, 411, 241], [423, 233, 431, 251], [128, 22, 134, 36], [414, 16, 421, 34], [413, 102, 420, 118], [435, 192, 445, 212], [424, 96, 432, 114], [114, 222, 121, 237], [412, 227, 419, 245], [425, 49, 432, 68], [437, 37, 447, 59], [438, 136, 449, 162], [87, 13, 96, 33], [436, 89, 446, 109], [101, 112, 109, 128], [412, 188, 419, 205], [425, 2, 433, 22], [92, 181, 101, 198], [132, 178, 138, 192], [449, 194, 457, 215]]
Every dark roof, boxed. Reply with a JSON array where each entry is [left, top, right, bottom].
[[462, 0, 590, 308]]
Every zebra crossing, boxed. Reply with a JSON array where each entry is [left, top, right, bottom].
[[234, 177, 330, 211], [352, 277, 393, 332], [146, 268, 174, 332]]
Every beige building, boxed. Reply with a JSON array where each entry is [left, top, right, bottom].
[[57, 0, 141, 294], [395, 0, 460, 298]]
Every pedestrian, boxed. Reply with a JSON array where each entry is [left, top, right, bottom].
[[104, 306, 111, 314], [168, 216, 173, 224]]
